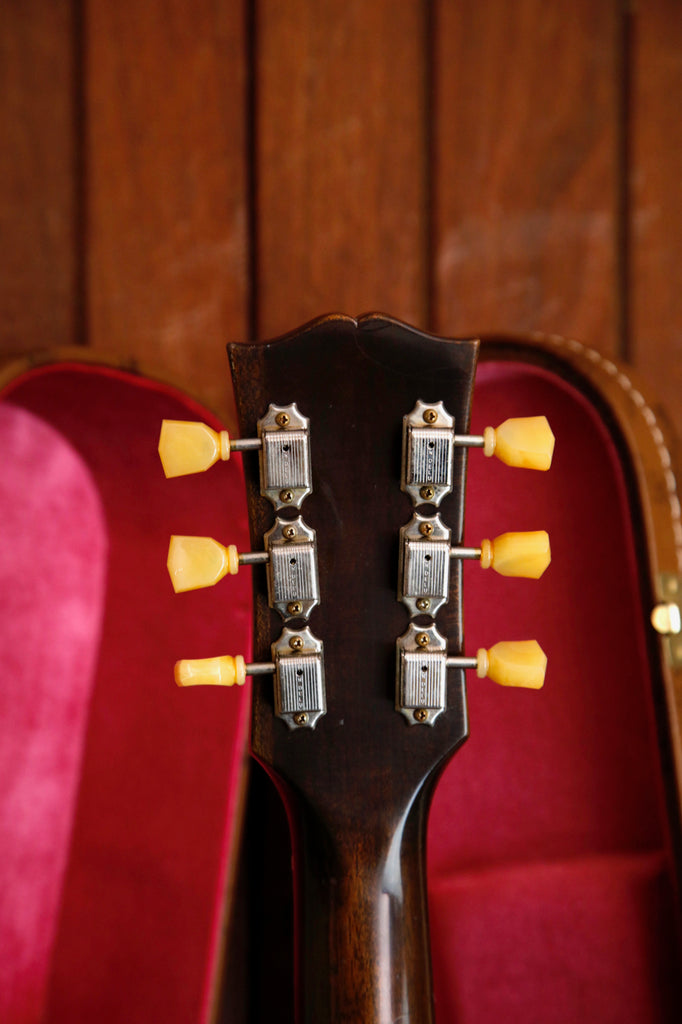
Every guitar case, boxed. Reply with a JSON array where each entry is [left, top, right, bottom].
[[1, 326, 680, 1023]]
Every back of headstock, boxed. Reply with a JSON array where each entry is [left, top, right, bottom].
[[159, 313, 553, 1023], [230, 315, 476, 821]]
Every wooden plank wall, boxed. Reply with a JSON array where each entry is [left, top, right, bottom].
[[3, 0, 680, 436]]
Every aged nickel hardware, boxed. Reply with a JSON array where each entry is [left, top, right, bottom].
[[401, 400, 455, 508], [272, 626, 326, 729], [258, 403, 312, 509], [399, 513, 452, 617], [264, 516, 320, 620], [396, 623, 449, 726]]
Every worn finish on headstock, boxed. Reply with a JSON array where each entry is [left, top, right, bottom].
[[229, 314, 478, 1024]]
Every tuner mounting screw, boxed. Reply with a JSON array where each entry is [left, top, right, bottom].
[[419, 485, 435, 502], [423, 408, 438, 424], [416, 632, 430, 648], [289, 635, 304, 651], [413, 708, 428, 722], [282, 524, 297, 540], [419, 521, 434, 537], [416, 598, 430, 612], [280, 488, 294, 504], [287, 601, 303, 616], [293, 712, 308, 726], [275, 412, 291, 427]]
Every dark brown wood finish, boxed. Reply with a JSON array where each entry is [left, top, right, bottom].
[[230, 314, 478, 1023]]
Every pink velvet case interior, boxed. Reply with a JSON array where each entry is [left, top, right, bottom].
[[0, 365, 252, 1024], [429, 361, 681, 1024], [0, 357, 680, 1023]]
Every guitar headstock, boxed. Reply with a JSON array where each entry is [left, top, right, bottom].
[[160, 314, 553, 834]]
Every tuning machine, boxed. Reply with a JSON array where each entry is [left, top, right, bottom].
[[174, 626, 326, 730], [396, 623, 546, 726], [166, 515, 319, 621], [158, 402, 312, 510], [399, 513, 550, 617], [401, 399, 555, 507]]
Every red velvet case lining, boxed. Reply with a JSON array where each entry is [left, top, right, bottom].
[[428, 362, 681, 1023], [0, 365, 252, 1024], [0, 359, 679, 1023]]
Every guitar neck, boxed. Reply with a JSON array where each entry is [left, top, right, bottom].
[[289, 775, 438, 1022], [229, 315, 478, 1022]]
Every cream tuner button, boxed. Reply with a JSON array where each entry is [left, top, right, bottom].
[[478, 530, 551, 579], [167, 535, 245, 593], [158, 420, 232, 478], [174, 655, 248, 688], [481, 416, 555, 470], [471, 640, 547, 689]]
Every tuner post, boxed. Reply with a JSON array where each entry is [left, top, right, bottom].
[[158, 420, 259, 478], [446, 640, 546, 690], [455, 415, 555, 471], [455, 529, 551, 579]]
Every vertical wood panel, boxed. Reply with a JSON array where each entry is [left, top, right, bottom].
[[630, 0, 682, 438], [432, 0, 620, 353], [255, 0, 429, 338], [85, 0, 249, 423], [0, 0, 77, 353]]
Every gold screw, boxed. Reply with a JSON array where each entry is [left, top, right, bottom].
[[282, 524, 297, 540], [416, 598, 430, 612], [293, 712, 308, 726], [419, 521, 434, 537], [419, 485, 435, 502], [416, 632, 430, 648], [287, 601, 303, 615], [275, 412, 290, 427], [280, 488, 294, 504], [413, 708, 428, 722], [423, 408, 438, 424], [289, 635, 304, 651]]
